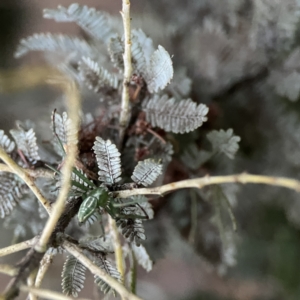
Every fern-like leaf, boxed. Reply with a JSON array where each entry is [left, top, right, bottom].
[[108, 35, 124, 71], [144, 95, 209, 134], [0, 172, 24, 218], [78, 57, 118, 93], [52, 111, 78, 154], [44, 4, 115, 43], [132, 244, 153, 272], [15, 33, 95, 58], [0, 130, 15, 154], [131, 159, 162, 186], [10, 128, 40, 163], [93, 137, 122, 185], [61, 255, 87, 297], [94, 256, 121, 295], [146, 45, 173, 93], [207, 129, 241, 159]]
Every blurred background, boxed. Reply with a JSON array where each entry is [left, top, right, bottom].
[[2, 0, 300, 299]]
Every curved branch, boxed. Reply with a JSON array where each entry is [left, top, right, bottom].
[[114, 172, 300, 198], [35, 80, 81, 253]]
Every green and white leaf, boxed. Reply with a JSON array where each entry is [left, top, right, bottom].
[[10, 127, 40, 162], [131, 159, 162, 186], [78, 57, 118, 93], [0, 130, 15, 154], [44, 4, 116, 43], [93, 137, 122, 185], [207, 129, 241, 159], [61, 255, 87, 297], [144, 95, 209, 134]]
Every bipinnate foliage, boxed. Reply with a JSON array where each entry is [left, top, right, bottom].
[[0, 130, 15, 154], [61, 255, 87, 297], [131, 159, 162, 186], [144, 95, 209, 133], [93, 137, 122, 185], [0, 1, 248, 299], [207, 129, 241, 159]]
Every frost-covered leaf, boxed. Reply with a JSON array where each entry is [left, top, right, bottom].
[[71, 169, 93, 194], [0, 130, 15, 154], [132, 29, 154, 66], [94, 256, 121, 295], [10, 127, 40, 163], [146, 45, 173, 93], [61, 255, 87, 297], [15, 33, 95, 58], [93, 137, 122, 185], [78, 57, 118, 92], [0, 172, 24, 218], [131, 159, 162, 186], [144, 95, 209, 134], [44, 4, 116, 43], [80, 235, 114, 253], [52, 111, 78, 154], [132, 244, 153, 272], [207, 129, 241, 159]]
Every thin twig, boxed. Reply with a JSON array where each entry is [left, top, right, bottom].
[[27, 271, 37, 300], [0, 264, 18, 276], [109, 217, 125, 284], [62, 241, 142, 300], [20, 286, 91, 300], [0, 163, 54, 179], [119, 0, 132, 141], [35, 80, 81, 253], [0, 237, 37, 258], [114, 172, 300, 198], [0, 147, 51, 214], [34, 254, 53, 288]]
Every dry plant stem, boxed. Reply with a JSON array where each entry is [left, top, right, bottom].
[[27, 272, 37, 300], [0, 265, 18, 276], [119, 0, 132, 140], [0, 238, 37, 258], [0, 163, 54, 179], [34, 254, 53, 288], [63, 241, 142, 300], [109, 217, 125, 284], [0, 147, 51, 214], [35, 81, 81, 253], [115, 173, 300, 198], [20, 286, 91, 300]]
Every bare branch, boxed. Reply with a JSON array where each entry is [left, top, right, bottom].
[[0, 237, 37, 258], [119, 0, 132, 140], [35, 80, 81, 253], [0, 264, 18, 276], [0, 147, 51, 214], [0, 163, 54, 179], [114, 173, 300, 198], [62, 240, 142, 300], [20, 285, 91, 300], [34, 254, 53, 288], [109, 217, 125, 284]]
